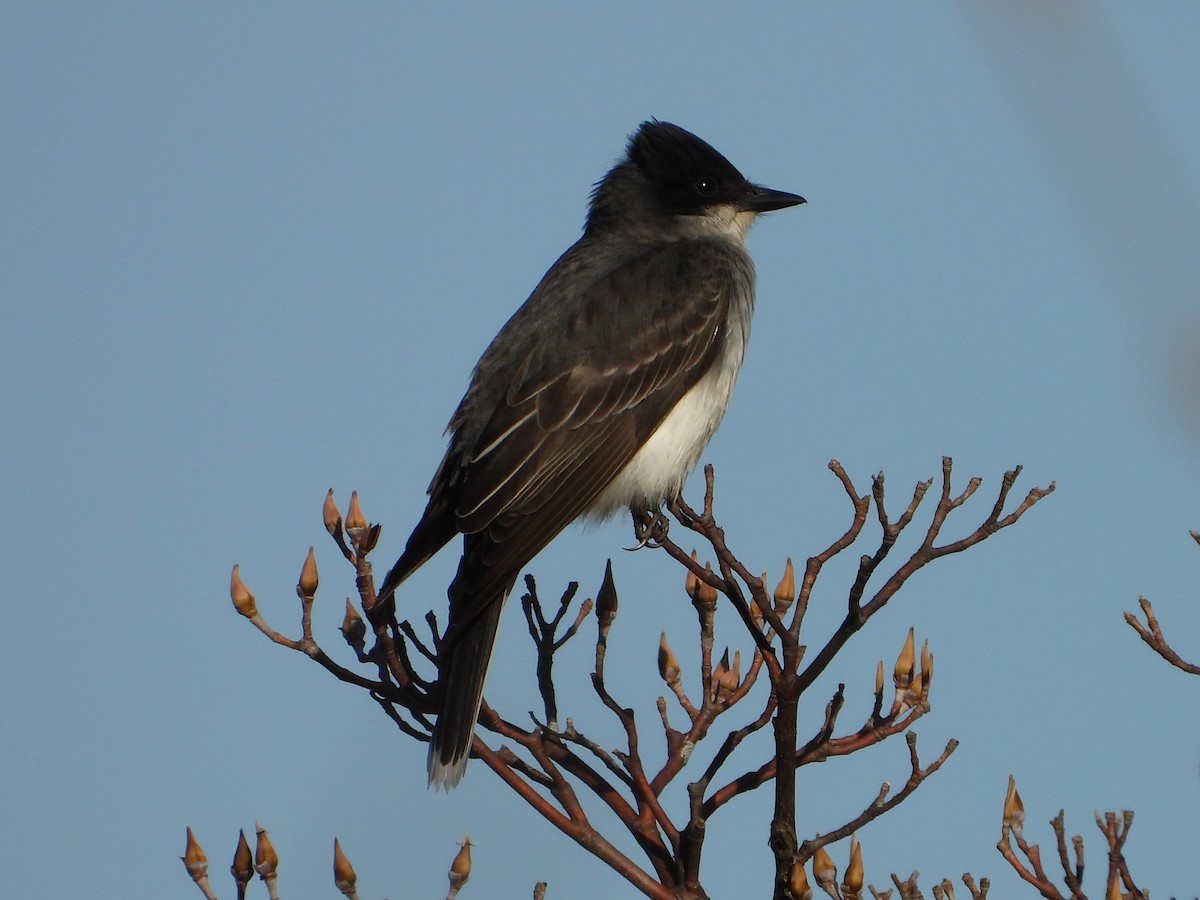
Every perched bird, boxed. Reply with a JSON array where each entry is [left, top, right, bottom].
[[380, 121, 804, 788]]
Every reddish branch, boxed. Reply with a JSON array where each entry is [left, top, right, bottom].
[[654, 460, 1051, 898], [1124, 595, 1200, 675], [231, 459, 1052, 898], [1124, 531, 1200, 676], [996, 806, 1146, 900], [985, 527, 1199, 900]]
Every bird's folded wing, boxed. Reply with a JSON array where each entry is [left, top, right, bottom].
[[447, 240, 750, 613]]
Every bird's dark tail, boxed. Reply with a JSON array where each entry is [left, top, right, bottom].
[[378, 495, 457, 603], [427, 577, 512, 790]]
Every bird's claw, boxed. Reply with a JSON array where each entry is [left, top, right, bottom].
[[625, 509, 670, 551]]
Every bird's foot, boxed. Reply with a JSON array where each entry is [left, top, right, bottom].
[[626, 507, 670, 551]]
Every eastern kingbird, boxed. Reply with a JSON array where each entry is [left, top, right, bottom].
[[380, 121, 804, 789]]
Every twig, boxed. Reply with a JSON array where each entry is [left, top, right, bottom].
[[1124, 595, 1200, 675]]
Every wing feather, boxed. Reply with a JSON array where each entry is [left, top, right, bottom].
[[427, 238, 753, 634]]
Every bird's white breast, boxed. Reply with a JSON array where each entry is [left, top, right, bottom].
[[586, 310, 750, 519]]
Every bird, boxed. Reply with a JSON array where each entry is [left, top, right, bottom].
[[379, 121, 804, 789]]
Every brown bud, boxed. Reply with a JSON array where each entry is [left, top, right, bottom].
[[254, 821, 279, 879], [813, 843, 837, 887], [323, 488, 342, 537], [721, 649, 741, 696], [684, 549, 700, 600], [712, 648, 729, 700], [447, 834, 472, 895], [907, 668, 923, 704], [230, 565, 258, 618], [596, 559, 618, 626], [341, 599, 366, 644], [1003, 775, 1025, 838], [774, 556, 796, 610], [181, 827, 208, 879], [749, 597, 763, 624], [692, 562, 718, 616], [230, 829, 254, 886], [874, 660, 884, 696], [345, 490, 367, 537], [788, 859, 813, 900], [658, 632, 681, 685], [920, 639, 933, 695], [333, 837, 357, 895], [893, 627, 915, 690], [1106, 871, 1122, 900], [843, 835, 863, 895], [298, 546, 319, 598]]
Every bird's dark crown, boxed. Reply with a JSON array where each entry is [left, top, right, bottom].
[[626, 120, 751, 215], [585, 121, 763, 235]]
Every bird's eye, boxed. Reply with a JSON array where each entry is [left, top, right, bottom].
[[695, 177, 717, 197]]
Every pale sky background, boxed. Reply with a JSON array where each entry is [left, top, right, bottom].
[[4, 5, 1200, 898]]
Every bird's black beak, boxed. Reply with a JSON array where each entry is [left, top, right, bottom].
[[742, 184, 806, 213]]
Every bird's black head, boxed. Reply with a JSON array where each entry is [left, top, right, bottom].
[[626, 121, 752, 215], [586, 121, 803, 237]]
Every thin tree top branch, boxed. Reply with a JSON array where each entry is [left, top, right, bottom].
[[697, 691, 776, 813], [485, 712, 681, 879], [233, 463, 1061, 899], [236, 584, 407, 698], [373, 693, 433, 743], [656, 524, 777, 662], [816, 461, 874, 567], [998, 829, 1067, 900], [1048, 811, 1083, 898], [650, 652, 762, 799], [476, 742, 676, 900], [797, 732, 958, 864], [797, 463, 1052, 694], [1124, 596, 1200, 675], [700, 689, 930, 817], [558, 720, 637, 791]]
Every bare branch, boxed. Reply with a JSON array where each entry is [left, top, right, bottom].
[[231, 462, 1054, 899], [1124, 595, 1200, 674], [797, 733, 958, 864]]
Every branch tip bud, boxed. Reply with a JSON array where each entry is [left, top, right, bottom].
[[684, 549, 700, 599], [298, 546, 319, 597], [788, 859, 813, 900], [1003, 775, 1025, 838], [341, 599, 366, 644], [774, 556, 796, 608], [693, 562, 718, 612], [725, 649, 741, 693], [920, 639, 933, 694], [658, 632, 681, 685], [448, 833, 472, 892], [230, 565, 258, 618], [894, 627, 915, 689], [323, 488, 342, 536], [843, 835, 863, 894], [333, 837, 357, 894], [596, 559, 618, 626], [254, 822, 279, 879], [345, 490, 367, 536], [181, 827, 208, 879], [231, 829, 254, 885], [813, 844, 837, 886]]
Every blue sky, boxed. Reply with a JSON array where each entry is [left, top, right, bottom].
[[4, 5, 1200, 897]]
